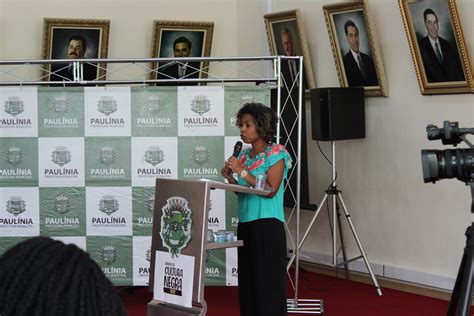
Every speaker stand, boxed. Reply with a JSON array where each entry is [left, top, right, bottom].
[[287, 141, 382, 296]]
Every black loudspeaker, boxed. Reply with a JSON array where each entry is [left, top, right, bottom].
[[311, 87, 365, 141]]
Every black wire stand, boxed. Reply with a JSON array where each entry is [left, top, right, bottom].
[[447, 182, 474, 316]]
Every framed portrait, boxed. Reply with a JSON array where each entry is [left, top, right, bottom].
[[264, 9, 316, 91], [42, 18, 110, 82], [323, 1, 388, 97], [399, 0, 472, 94], [151, 20, 214, 84]]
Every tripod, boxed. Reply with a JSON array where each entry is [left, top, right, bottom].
[[447, 223, 474, 316], [447, 183, 474, 316], [287, 141, 382, 296]]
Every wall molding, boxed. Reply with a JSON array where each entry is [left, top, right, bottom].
[[292, 249, 456, 301]]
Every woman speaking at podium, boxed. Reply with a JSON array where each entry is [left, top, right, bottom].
[[221, 103, 292, 316]]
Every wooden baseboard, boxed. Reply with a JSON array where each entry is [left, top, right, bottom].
[[296, 260, 454, 302]]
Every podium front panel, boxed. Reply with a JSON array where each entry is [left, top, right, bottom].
[[149, 178, 209, 304]]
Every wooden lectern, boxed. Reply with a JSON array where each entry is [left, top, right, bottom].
[[147, 178, 270, 316]]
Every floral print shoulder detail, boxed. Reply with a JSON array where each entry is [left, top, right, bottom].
[[267, 144, 286, 157], [238, 143, 292, 172]]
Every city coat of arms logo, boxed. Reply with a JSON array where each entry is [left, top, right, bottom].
[[98, 146, 118, 166], [144, 146, 164, 166], [160, 197, 192, 257], [146, 94, 164, 115], [51, 146, 71, 167], [53, 194, 72, 215], [191, 95, 211, 116], [97, 96, 118, 116], [191, 145, 209, 165], [6, 196, 26, 216], [4, 96, 24, 117], [238, 94, 257, 107], [99, 245, 119, 265], [99, 195, 119, 215], [4, 146, 25, 166], [51, 95, 71, 114]]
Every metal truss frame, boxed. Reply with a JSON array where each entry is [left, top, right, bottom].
[[0, 55, 320, 313]]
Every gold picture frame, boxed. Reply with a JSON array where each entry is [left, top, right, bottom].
[[151, 20, 214, 84], [264, 9, 316, 91], [323, 1, 388, 97], [399, 0, 472, 94], [42, 18, 110, 82]]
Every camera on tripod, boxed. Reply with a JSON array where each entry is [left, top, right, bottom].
[[422, 121, 474, 315], [421, 120, 474, 184]]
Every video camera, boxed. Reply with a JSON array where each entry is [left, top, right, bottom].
[[422, 121, 474, 313], [421, 121, 474, 184]]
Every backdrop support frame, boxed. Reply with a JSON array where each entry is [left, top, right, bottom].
[[0, 55, 313, 312]]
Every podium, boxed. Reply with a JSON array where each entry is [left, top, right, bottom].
[[147, 178, 271, 316]]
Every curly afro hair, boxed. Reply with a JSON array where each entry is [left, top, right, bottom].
[[236, 103, 278, 143]]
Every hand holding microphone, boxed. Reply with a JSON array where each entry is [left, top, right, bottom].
[[221, 141, 242, 180], [228, 141, 242, 174]]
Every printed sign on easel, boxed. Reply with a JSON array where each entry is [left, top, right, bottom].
[[153, 250, 195, 307]]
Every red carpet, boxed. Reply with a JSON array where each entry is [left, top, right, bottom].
[[120, 268, 451, 315]]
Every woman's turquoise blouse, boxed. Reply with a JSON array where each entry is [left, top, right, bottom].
[[236, 143, 292, 223]]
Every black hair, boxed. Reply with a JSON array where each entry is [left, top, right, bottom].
[[423, 8, 438, 22], [0, 237, 127, 316], [173, 36, 192, 50], [236, 103, 278, 143], [68, 34, 87, 52], [344, 19, 359, 36]]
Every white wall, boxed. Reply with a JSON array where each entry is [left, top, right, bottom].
[[0, 0, 238, 78], [263, 0, 474, 286], [1, 0, 473, 287]]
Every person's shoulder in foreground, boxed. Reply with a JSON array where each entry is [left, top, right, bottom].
[[0, 236, 127, 316]]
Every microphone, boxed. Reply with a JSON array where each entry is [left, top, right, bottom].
[[227, 141, 243, 176], [232, 141, 243, 158]]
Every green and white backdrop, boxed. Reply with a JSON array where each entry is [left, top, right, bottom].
[[0, 85, 270, 286]]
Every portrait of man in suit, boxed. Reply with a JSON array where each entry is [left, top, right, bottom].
[[264, 10, 316, 90], [272, 21, 309, 89], [323, 3, 388, 96], [50, 34, 98, 82], [151, 21, 213, 85], [277, 27, 308, 89], [157, 36, 201, 85], [341, 19, 378, 87], [43, 19, 109, 83], [417, 8, 465, 83]]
